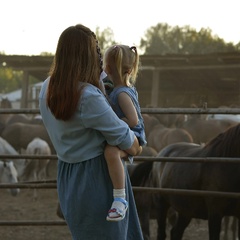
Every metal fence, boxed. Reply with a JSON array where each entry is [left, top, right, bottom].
[[0, 107, 240, 226]]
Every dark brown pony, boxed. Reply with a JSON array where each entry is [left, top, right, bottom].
[[152, 123, 240, 240], [130, 123, 240, 240]]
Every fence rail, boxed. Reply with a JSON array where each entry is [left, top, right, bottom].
[[1, 107, 240, 227], [0, 221, 66, 226], [2, 154, 240, 163], [1, 107, 240, 114], [2, 182, 240, 198]]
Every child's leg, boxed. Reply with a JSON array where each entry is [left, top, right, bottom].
[[104, 144, 127, 190], [104, 144, 128, 221]]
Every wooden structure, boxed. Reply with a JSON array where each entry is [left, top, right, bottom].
[[137, 52, 240, 108], [1, 52, 240, 108]]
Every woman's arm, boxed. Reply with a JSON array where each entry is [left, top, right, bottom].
[[81, 86, 138, 152], [124, 136, 142, 156]]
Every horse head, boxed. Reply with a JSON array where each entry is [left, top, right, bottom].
[[0, 161, 20, 196]]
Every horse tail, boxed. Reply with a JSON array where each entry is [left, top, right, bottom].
[[22, 147, 40, 180], [130, 161, 153, 187]]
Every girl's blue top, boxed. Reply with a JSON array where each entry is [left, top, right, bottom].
[[109, 86, 147, 146]]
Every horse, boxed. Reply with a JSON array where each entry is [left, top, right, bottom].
[[223, 216, 238, 240], [142, 114, 161, 139], [180, 116, 238, 144], [147, 124, 193, 152], [127, 146, 158, 177], [22, 137, 51, 182], [154, 113, 185, 128], [129, 153, 178, 240], [21, 137, 51, 200], [142, 113, 185, 140], [150, 123, 240, 240], [0, 137, 26, 178], [0, 160, 20, 196], [6, 113, 32, 125], [1, 122, 55, 154], [207, 105, 240, 123]]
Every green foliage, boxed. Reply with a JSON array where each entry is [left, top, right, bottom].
[[95, 27, 117, 54], [236, 41, 240, 51], [0, 68, 22, 93], [140, 23, 238, 54], [0, 67, 39, 94]]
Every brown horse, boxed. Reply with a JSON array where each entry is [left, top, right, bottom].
[[1, 122, 55, 153], [147, 124, 193, 152], [130, 123, 240, 240], [180, 117, 238, 144], [142, 114, 161, 139], [151, 123, 240, 240]]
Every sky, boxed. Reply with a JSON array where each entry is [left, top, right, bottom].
[[1, 0, 240, 56]]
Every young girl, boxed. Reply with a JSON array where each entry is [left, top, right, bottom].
[[103, 45, 147, 221]]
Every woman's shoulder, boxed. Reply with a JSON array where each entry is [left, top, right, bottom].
[[82, 83, 103, 97], [39, 77, 50, 97], [42, 77, 50, 87]]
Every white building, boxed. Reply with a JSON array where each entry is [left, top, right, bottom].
[[1, 82, 43, 109]]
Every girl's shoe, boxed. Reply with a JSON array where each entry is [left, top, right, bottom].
[[106, 198, 128, 221]]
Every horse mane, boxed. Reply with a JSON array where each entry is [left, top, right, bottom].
[[203, 123, 240, 157], [130, 162, 153, 186]]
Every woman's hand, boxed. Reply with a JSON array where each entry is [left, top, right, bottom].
[[124, 136, 142, 156]]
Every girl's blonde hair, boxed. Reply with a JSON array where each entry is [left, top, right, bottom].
[[103, 45, 139, 86]]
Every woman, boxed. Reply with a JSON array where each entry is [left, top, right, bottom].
[[39, 24, 144, 240]]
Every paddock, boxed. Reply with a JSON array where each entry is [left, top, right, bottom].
[[0, 107, 240, 240]]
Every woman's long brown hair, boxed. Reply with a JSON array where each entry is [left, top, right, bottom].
[[47, 24, 101, 121]]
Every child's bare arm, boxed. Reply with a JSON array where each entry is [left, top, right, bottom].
[[118, 92, 138, 128]]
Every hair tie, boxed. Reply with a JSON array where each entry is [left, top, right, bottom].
[[130, 46, 136, 52]]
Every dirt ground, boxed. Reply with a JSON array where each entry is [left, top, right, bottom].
[[0, 162, 234, 240]]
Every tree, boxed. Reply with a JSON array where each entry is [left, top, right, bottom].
[[95, 27, 117, 53], [236, 41, 240, 51], [140, 23, 238, 55], [40, 52, 54, 56], [0, 68, 22, 93], [0, 66, 39, 94]]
